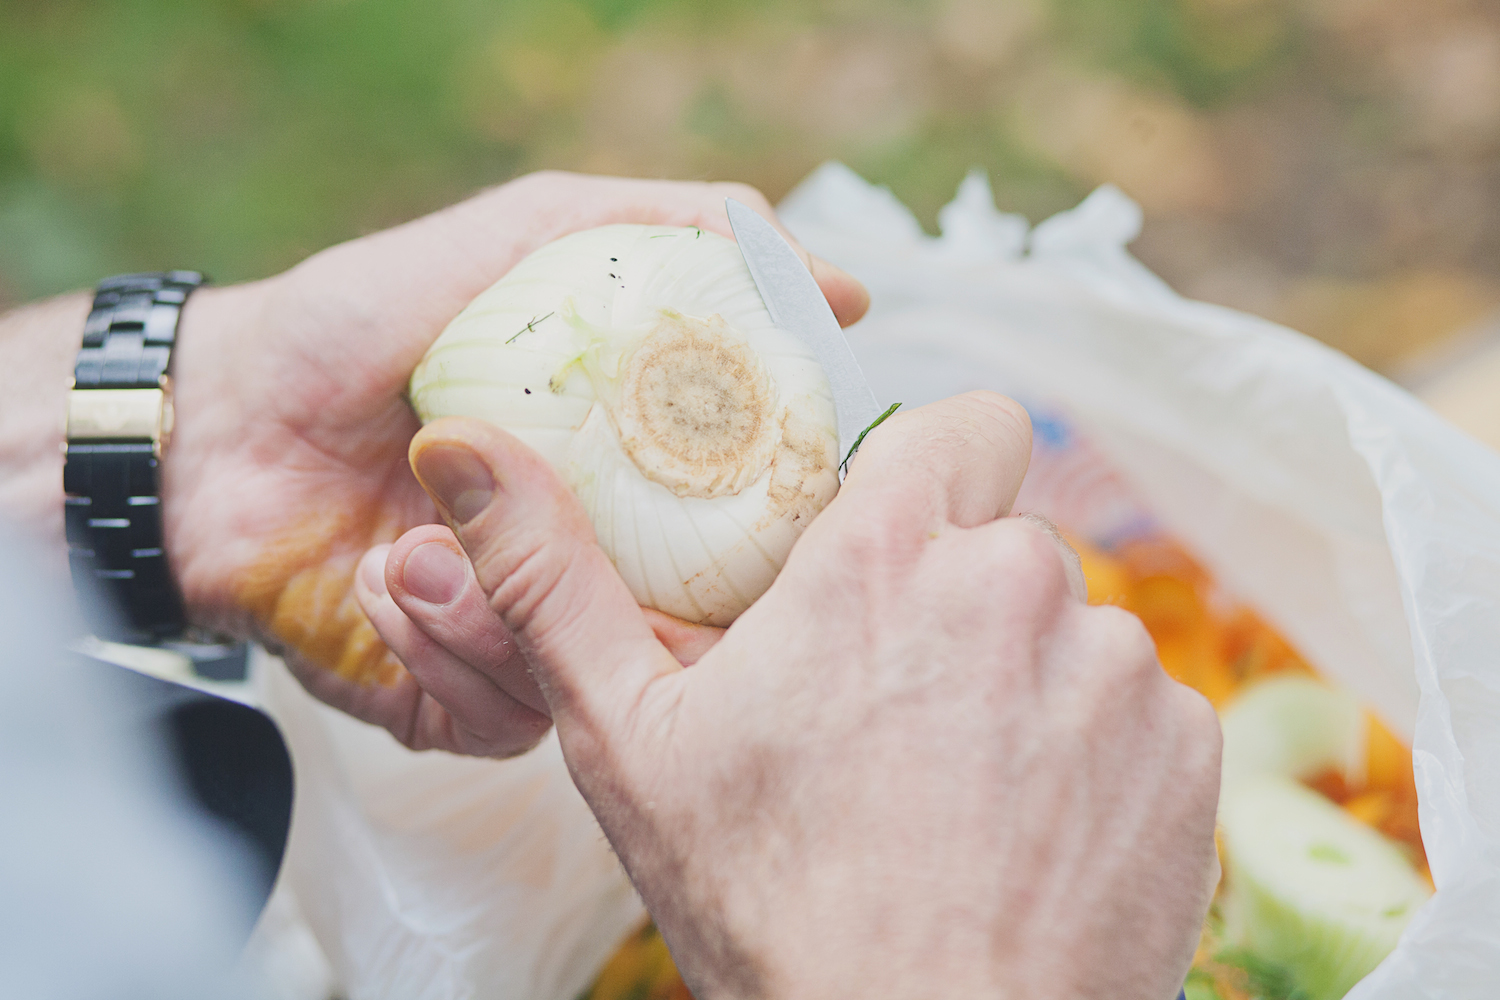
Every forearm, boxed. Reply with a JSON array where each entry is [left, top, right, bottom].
[[0, 293, 90, 571]]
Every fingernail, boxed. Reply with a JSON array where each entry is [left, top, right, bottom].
[[359, 545, 391, 594], [414, 443, 494, 524], [401, 542, 466, 605], [1018, 512, 1089, 603]]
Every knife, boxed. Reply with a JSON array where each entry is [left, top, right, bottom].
[[725, 199, 887, 475]]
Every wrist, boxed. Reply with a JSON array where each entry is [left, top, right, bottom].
[[160, 280, 269, 635]]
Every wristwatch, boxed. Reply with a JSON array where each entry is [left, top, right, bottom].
[[64, 271, 206, 644]]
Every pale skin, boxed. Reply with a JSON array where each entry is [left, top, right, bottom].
[[0, 171, 1221, 998]]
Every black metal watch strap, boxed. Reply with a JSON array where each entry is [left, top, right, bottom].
[[64, 271, 206, 643]]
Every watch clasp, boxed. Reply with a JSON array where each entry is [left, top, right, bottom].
[[66, 375, 174, 458]]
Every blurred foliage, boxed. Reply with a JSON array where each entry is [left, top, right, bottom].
[[1050, 0, 1299, 105], [2, 0, 1497, 368]]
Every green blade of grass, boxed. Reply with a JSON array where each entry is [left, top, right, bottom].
[[840, 401, 901, 475]]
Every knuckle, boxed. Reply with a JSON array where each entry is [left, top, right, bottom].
[[483, 533, 611, 677], [478, 534, 566, 633], [1163, 686, 1225, 806], [1173, 681, 1225, 755], [926, 522, 1069, 628], [1085, 603, 1163, 678], [995, 519, 1074, 593]]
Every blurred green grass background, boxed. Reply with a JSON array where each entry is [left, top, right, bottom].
[[3, 0, 1497, 370]]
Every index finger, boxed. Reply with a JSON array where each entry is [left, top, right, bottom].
[[293, 173, 870, 393], [502, 175, 870, 329], [830, 391, 1033, 531]]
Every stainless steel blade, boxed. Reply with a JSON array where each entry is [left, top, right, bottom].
[[725, 198, 882, 465]]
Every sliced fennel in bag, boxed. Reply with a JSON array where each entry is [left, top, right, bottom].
[[1219, 675, 1366, 793], [1220, 776, 1433, 1000], [1211, 674, 1431, 1000]]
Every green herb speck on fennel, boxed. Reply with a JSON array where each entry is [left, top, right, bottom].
[[506, 311, 555, 344]]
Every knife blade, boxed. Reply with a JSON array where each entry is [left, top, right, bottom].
[[725, 198, 883, 470]]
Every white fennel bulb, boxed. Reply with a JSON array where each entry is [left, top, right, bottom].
[[409, 224, 841, 626]]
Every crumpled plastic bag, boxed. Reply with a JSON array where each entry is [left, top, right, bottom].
[[778, 163, 1500, 998], [259, 164, 1499, 999], [258, 654, 643, 1000]]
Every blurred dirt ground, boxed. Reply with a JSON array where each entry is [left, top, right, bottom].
[[3, 0, 1498, 385]]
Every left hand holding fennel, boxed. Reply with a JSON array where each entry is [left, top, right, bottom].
[[0, 171, 867, 758]]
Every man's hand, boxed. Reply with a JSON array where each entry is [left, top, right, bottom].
[[0, 171, 866, 757], [403, 392, 1223, 999], [152, 174, 868, 754]]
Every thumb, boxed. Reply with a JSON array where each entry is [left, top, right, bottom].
[[408, 417, 681, 741]]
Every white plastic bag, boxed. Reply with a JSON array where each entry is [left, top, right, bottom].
[[258, 654, 644, 1000], [778, 164, 1500, 998], [260, 165, 1499, 999]]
